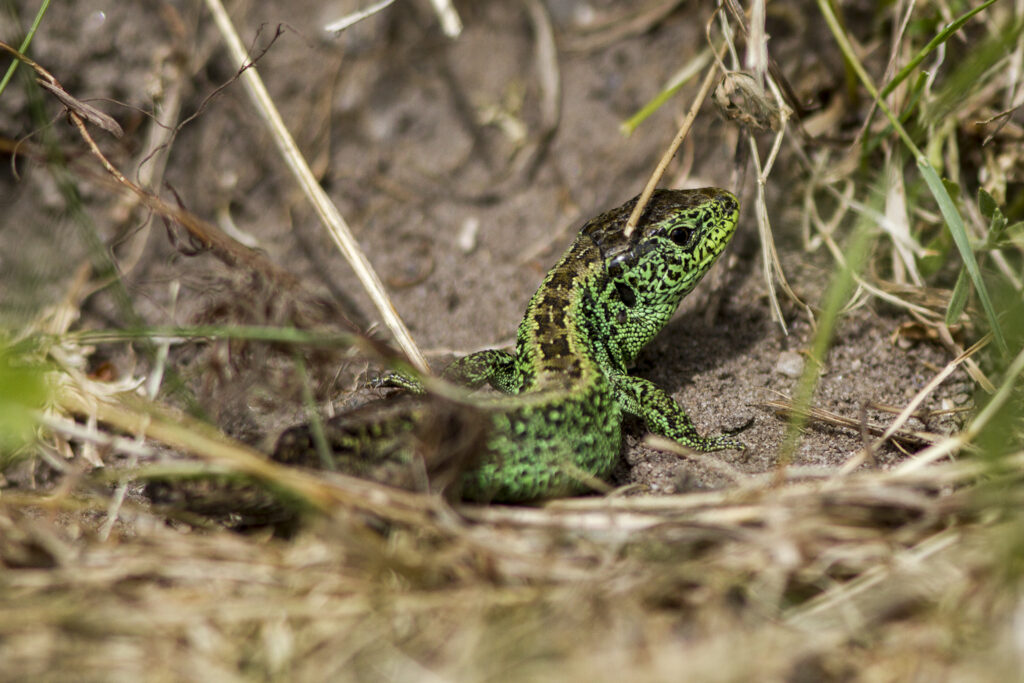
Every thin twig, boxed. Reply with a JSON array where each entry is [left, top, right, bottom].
[[426, 0, 463, 37], [624, 40, 726, 238]]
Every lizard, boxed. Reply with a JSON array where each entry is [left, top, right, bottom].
[[273, 187, 744, 502]]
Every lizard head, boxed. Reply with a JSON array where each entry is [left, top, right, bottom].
[[581, 188, 740, 364]]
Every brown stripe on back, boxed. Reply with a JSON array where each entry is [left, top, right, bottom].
[[521, 236, 603, 389]]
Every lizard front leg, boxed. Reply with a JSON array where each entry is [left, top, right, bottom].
[[610, 375, 744, 452], [376, 349, 521, 394], [440, 349, 521, 393]]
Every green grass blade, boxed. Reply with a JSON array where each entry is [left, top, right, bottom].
[[0, 0, 52, 98], [620, 49, 710, 135], [0, 344, 50, 460], [946, 266, 970, 327], [880, 0, 1000, 99], [816, 0, 1009, 355], [920, 162, 1008, 354], [778, 220, 875, 465]]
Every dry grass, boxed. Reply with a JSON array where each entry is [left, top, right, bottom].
[[2, 454, 1023, 681], [3, 0, 1024, 681]]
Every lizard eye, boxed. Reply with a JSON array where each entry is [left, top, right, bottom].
[[614, 281, 636, 307], [669, 227, 693, 245]]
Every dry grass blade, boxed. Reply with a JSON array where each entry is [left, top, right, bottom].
[[784, 529, 963, 632], [897, 343, 1024, 474], [33, 79, 123, 138], [839, 334, 988, 474], [762, 398, 940, 449], [624, 37, 725, 237], [203, 0, 428, 373], [0, 41, 123, 138], [55, 382, 453, 530], [323, 0, 397, 33], [425, 0, 463, 37], [712, 7, 800, 331]]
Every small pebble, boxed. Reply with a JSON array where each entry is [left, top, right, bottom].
[[775, 351, 805, 378], [457, 216, 480, 253]]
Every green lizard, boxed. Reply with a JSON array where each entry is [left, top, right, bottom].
[[274, 188, 743, 502]]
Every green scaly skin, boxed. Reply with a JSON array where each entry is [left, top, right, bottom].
[[274, 188, 743, 501]]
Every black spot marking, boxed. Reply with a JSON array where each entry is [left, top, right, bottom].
[[540, 336, 571, 358], [544, 286, 572, 307], [614, 282, 636, 307]]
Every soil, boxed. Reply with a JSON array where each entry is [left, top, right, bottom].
[[0, 0, 969, 496]]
